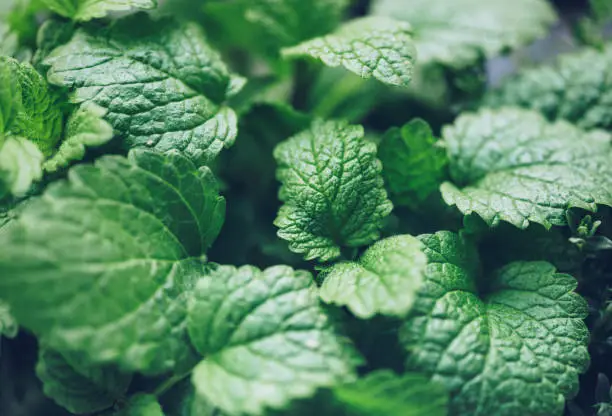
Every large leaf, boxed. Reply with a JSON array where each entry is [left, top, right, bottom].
[[44, 14, 241, 164], [36, 346, 132, 414], [274, 119, 393, 262], [401, 231, 590, 416], [440, 108, 612, 229], [378, 119, 447, 208], [320, 234, 427, 318], [41, 0, 156, 22], [485, 45, 612, 131], [282, 17, 416, 87], [188, 265, 363, 415], [0, 149, 224, 373], [371, 0, 557, 68], [116, 394, 164, 416]]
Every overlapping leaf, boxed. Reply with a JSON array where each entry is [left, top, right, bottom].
[[0, 149, 225, 373]]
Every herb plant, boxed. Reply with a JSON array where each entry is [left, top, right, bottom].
[[0, 0, 611, 415]]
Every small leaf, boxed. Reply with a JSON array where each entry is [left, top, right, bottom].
[[378, 119, 447, 207], [188, 265, 363, 415], [401, 231, 590, 416], [440, 108, 612, 229], [41, 0, 157, 22], [333, 370, 448, 416], [320, 234, 427, 318], [372, 0, 557, 67], [0, 136, 44, 197], [282, 17, 416, 87], [116, 394, 164, 416], [274, 119, 393, 262], [0, 299, 17, 338], [44, 14, 240, 164], [44, 103, 114, 172], [0, 149, 225, 373], [0, 56, 63, 156], [36, 346, 132, 414]]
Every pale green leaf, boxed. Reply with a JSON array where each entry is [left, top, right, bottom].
[[274, 119, 393, 262], [0, 22, 18, 57], [0, 299, 17, 338], [485, 45, 612, 131], [44, 14, 240, 164], [41, 0, 156, 22], [44, 103, 113, 172], [371, 0, 557, 67], [401, 231, 590, 416], [0, 56, 63, 156], [37, 346, 132, 414], [282, 17, 416, 87], [0, 149, 225, 373], [116, 394, 164, 416], [440, 108, 612, 229], [188, 265, 363, 416], [0, 136, 44, 197], [333, 370, 448, 416], [378, 119, 447, 207], [320, 234, 427, 318]]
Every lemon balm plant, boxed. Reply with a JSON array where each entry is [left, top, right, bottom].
[[0, 0, 611, 415]]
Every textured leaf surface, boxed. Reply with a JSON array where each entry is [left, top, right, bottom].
[[274, 119, 392, 262], [485, 45, 612, 131], [378, 119, 447, 207], [116, 394, 164, 416], [371, 0, 556, 67], [320, 235, 426, 318], [41, 0, 156, 21], [333, 370, 448, 416], [0, 136, 44, 198], [44, 14, 240, 164], [282, 17, 416, 87], [440, 108, 612, 229], [0, 56, 63, 156], [401, 231, 590, 416], [0, 149, 225, 373], [188, 265, 363, 415], [44, 103, 113, 172], [0, 299, 17, 338], [36, 346, 132, 414]]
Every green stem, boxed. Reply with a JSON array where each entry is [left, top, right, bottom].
[[153, 370, 193, 398]]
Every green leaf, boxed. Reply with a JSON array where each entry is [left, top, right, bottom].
[[371, 0, 557, 67], [0, 299, 17, 338], [440, 108, 612, 229], [116, 394, 164, 416], [0, 56, 63, 156], [188, 265, 363, 415], [44, 103, 113, 172], [274, 119, 393, 262], [282, 17, 416, 88], [0, 22, 19, 56], [36, 346, 132, 414], [44, 14, 241, 164], [378, 119, 447, 208], [401, 231, 590, 416], [0, 149, 224, 373], [0, 136, 44, 197], [485, 45, 612, 131], [320, 234, 427, 319], [591, 0, 612, 21], [41, 0, 156, 22], [204, 0, 350, 60], [333, 370, 448, 416]]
